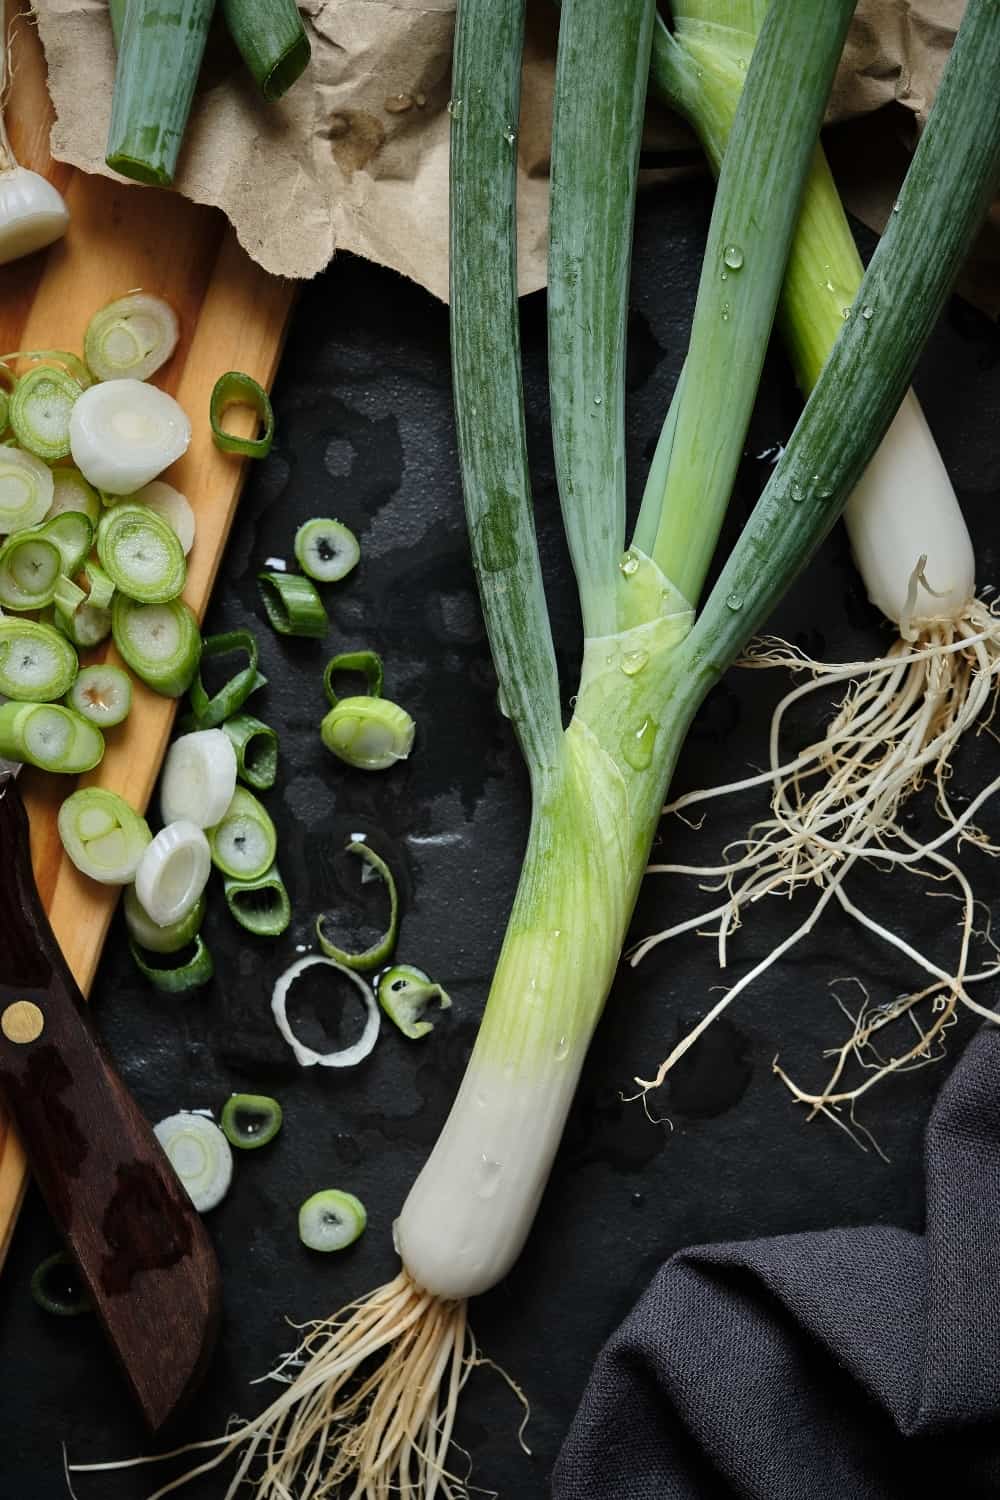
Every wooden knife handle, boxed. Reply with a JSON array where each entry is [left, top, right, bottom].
[[0, 777, 221, 1429]]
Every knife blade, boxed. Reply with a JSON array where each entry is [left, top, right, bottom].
[[0, 764, 221, 1429]]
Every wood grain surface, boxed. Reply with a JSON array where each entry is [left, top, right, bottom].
[[0, 3, 297, 1267]]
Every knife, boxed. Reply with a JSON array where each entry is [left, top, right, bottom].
[[0, 760, 221, 1429]]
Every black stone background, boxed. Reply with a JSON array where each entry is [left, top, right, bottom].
[[3, 145, 1000, 1499]]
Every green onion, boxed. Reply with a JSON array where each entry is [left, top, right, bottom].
[[53, 597, 112, 650], [316, 841, 399, 972], [131, 935, 214, 992], [298, 1189, 366, 1253], [220, 0, 310, 102], [221, 1093, 283, 1150], [134, 479, 195, 555], [40, 510, 94, 576], [320, 697, 414, 771], [135, 821, 212, 927], [83, 558, 116, 610], [188, 629, 266, 727], [161, 728, 238, 828], [57, 787, 151, 884], [223, 865, 291, 936], [66, 664, 133, 727], [0, 617, 78, 701], [221, 713, 278, 790], [210, 370, 275, 458], [271, 954, 380, 1069], [257, 569, 328, 638], [153, 1112, 231, 1208], [9, 363, 83, 461], [0, 531, 63, 610], [0, 445, 54, 532], [0, 701, 103, 773], [377, 964, 451, 1040], [31, 1252, 92, 1317], [84, 291, 179, 383], [53, 575, 86, 616], [47, 467, 101, 525], [0, 349, 92, 389], [208, 786, 277, 880], [112, 594, 201, 697], [108, 0, 125, 47], [124, 885, 206, 955], [106, 0, 215, 188], [323, 650, 384, 707], [295, 518, 360, 583], [97, 502, 187, 603], [70, 379, 191, 495]]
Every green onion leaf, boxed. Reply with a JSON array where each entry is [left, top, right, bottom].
[[323, 650, 384, 707], [130, 934, 214, 993], [316, 841, 399, 972], [66, 664, 133, 727], [112, 594, 202, 698], [189, 629, 267, 727], [257, 569, 328, 638], [97, 502, 187, 603], [220, 0, 310, 102], [0, 617, 78, 701], [377, 963, 451, 1040], [220, 1093, 283, 1150], [58, 787, 151, 884], [0, 701, 104, 774], [124, 885, 206, 955], [221, 713, 279, 790], [223, 865, 291, 936], [208, 786, 277, 881], [295, 518, 360, 583], [107, 0, 215, 188], [320, 697, 414, 771], [31, 1252, 92, 1317], [210, 370, 275, 458]]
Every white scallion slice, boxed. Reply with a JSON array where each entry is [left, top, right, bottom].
[[84, 292, 179, 384], [320, 697, 415, 771], [112, 595, 201, 698], [153, 1113, 232, 1213], [134, 820, 212, 926], [0, 531, 63, 610], [377, 964, 452, 1040], [0, 445, 54, 533], [207, 786, 276, 880], [57, 787, 151, 884], [134, 479, 196, 555], [0, 701, 104, 774], [46, 467, 101, 525], [9, 364, 83, 461], [271, 954, 380, 1069], [160, 728, 237, 829], [69, 378, 191, 495], [124, 884, 206, 955], [0, 617, 78, 700], [66, 664, 133, 727], [40, 510, 94, 576], [294, 518, 360, 583], [298, 1189, 367, 1252], [97, 502, 186, 603]]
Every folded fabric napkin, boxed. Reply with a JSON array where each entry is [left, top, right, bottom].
[[554, 1022, 1000, 1498]]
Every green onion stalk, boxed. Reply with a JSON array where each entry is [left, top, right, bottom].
[[124, 2, 1000, 1496]]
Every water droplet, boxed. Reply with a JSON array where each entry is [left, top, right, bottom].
[[477, 1155, 504, 1199], [554, 1036, 569, 1063], [824, 278, 835, 293], [552, 928, 562, 939], [497, 685, 511, 719], [632, 1191, 645, 1209], [593, 394, 603, 406], [841, 306, 851, 321], [619, 549, 640, 578], [621, 648, 649, 677], [622, 716, 656, 771], [726, 592, 744, 611], [892, 196, 902, 213], [503, 125, 517, 145], [790, 481, 805, 503], [568, 693, 578, 709], [720, 270, 728, 281], [384, 93, 414, 114], [861, 304, 874, 321], [447, 97, 462, 117], [721, 302, 731, 322], [723, 243, 744, 270]]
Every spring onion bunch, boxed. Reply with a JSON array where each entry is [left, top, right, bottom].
[[97, 1, 1000, 1495], [632, 0, 1000, 1122]]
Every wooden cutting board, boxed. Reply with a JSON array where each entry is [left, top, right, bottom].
[[0, 7, 297, 1266]]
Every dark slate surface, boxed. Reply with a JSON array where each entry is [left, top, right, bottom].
[[3, 172, 1000, 1499]]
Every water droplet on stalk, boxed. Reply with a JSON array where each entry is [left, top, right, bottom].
[[447, 97, 462, 116], [790, 481, 805, 503], [619, 549, 640, 578], [892, 197, 902, 213], [503, 125, 517, 144], [723, 244, 744, 270], [554, 1036, 569, 1062], [721, 303, 731, 322], [726, 592, 743, 611], [841, 306, 851, 320], [477, 1155, 503, 1199], [593, 394, 603, 406], [862, 304, 874, 321], [621, 648, 649, 677], [622, 717, 656, 770]]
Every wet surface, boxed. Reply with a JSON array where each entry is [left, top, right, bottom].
[[4, 170, 1000, 1496]]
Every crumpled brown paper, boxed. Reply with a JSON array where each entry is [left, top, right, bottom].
[[30, 0, 996, 311]]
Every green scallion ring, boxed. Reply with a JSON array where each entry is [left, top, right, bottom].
[[129, 934, 215, 993], [220, 1093, 283, 1150], [0, 531, 64, 610], [84, 292, 179, 383], [9, 364, 84, 462], [315, 841, 399, 972], [376, 963, 452, 1040], [112, 595, 202, 698], [323, 650, 384, 708], [298, 1189, 367, 1252], [57, 787, 151, 884], [189, 630, 267, 728], [0, 617, 79, 701], [223, 865, 291, 936], [294, 518, 360, 583], [40, 510, 94, 576], [53, 598, 112, 651], [320, 697, 415, 771], [66, 664, 133, 727], [0, 348, 93, 390], [0, 445, 53, 533], [0, 701, 104, 774], [97, 502, 187, 603], [210, 370, 275, 458], [220, 713, 279, 790], [31, 1252, 93, 1317], [53, 575, 86, 616], [124, 885, 207, 955], [208, 787, 277, 881], [84, 559, 116, 610], [257, 570, 328, 638]]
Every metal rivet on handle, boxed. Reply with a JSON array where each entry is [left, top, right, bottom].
[[1, 1001, 44, 1044]]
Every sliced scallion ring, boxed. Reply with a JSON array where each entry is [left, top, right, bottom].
[[124, 885, 206, 955], [298, 1189, 367, 1252], [315, 841, 399, 973], [40, 510, 95, 576], [130, 935, 215, 993], [0, 349, 93, 390], [135, 820, 212, 926], [112, 595, 201, 697], [0, 701, 104, 774], [57, 787, 151, 884], [97, 502, 186, 602], [208, 787, 277, 881], [323, 650, 384, 708], [0, 617, 78, 700], [54, 597, 112, 650], [210, 370, 274, 458], [9, 363, 84, 461], [377, 964, 452, 1040], [66, 664, 133, 727], [0, 531, 63, 610], [220, 1093, 283, 1150], [220, 713, 278, 790], [31, 1252, 93, 1317], [153, 1112, 232, 1210], [272, 954, 380, 1069], [69, 378, 191, 494], [47, 467, 101, 524], [134, 479, 195, 554], [84, 558, 116, 610], [188, 629, 266, 728], [223, 865, 291, 936], [160, 728, 237, 829], [257, 570, 328, 638], [320, 697, 415, 771], [0, 445, 54, 533], [53, 575, 86, 615], [294, 518, 360, 583], [84, 292, 179, 383]]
